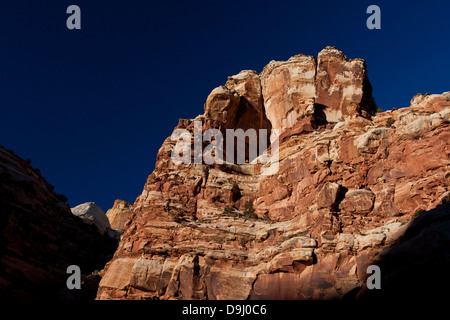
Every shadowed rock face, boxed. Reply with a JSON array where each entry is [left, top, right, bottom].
[[356, 201, 450, 300], [0, 147, 118, 300], [96, 48, 449, 300]]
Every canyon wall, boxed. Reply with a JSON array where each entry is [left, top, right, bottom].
[[0, 147, 118, 299]]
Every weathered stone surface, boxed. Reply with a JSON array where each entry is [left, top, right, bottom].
[[316, 46, 377, 122], [260, 54, 317, 134], [250, 273, 303, 300], [339, 189, 376, 215], [316, 182, 341, 210], [96, 47, 449, 300], [225, 70, 263, 119], [106, 199, 133, 231], [71, 202, 111, 235], [259, 46, 378, 138], [204, 86, 240, 128]]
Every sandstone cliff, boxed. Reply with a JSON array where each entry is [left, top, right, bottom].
[[0, 147, 118, 299], [96, 47, 449, 300]]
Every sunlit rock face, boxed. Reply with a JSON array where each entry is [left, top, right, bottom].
[[106, 199, 133, 232], [315, 46, 377, 123], [96, 47, 450, 300]]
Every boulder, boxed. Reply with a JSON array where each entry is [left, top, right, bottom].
[[260, 54, 317, 134], [339, 189, 376, 215], [106, 199, 133, 231], [71, 202, 111, 235]]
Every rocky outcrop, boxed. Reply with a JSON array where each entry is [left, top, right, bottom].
[[204, 86, 240, 128], [260, 46, 377, 137], [260, 54, 317, 133], [71, 202, 111, 235], [0, 147, 118, 300], [106, 200, 133, 231], [315, 46, 377, 122], [96, 48, 449, 300]]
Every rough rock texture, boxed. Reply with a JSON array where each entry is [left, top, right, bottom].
[[260, 46, 377, 136], [71, 202, 111, 235], [0, 147, 118, 299], [97, 48, 449, 300], [204, 86, 240, 128], [260, 54, 317, 133], [106, 200, 133, 231], [315, 47, 377, 122]]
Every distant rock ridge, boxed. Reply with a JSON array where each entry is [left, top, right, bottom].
[[96, 47, 449, 300], [71, 202, 110, 234]]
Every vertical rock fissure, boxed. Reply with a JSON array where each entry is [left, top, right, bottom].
[[192, 255, 202, 299], [246, 274, 259, 300]]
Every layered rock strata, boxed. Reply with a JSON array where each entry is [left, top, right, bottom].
[[96, 48, 449, 300]]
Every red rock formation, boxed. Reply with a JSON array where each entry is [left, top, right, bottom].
[[260, 46, 377, 135], [315, 46, 377, 122], [96, 48, 450, 300], [0, 147, 118, 299], [106, 199, 133, 231], [260, 53, 317, 133]]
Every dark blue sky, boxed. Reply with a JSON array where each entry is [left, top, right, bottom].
[[1, 0, 449, 211]]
